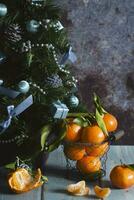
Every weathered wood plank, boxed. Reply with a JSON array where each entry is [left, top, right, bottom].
[[43, 146, 99, 200], [43, 146, 134, 200], [0, 189, 41, 200], [0, 188, 41, 200], [0, 146, 134, 199], [100, 146, 134, 200]]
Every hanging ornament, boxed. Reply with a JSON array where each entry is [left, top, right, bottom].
[[26, 20, 40, 33], [18, 81, 30, 94], [68, 95, 79, 108], [0, 3, 7, 17], [4, 24, 22, 44], [0, 80, 3, 85], [46, 74, 63, 88], [0, 52, 6, 64]]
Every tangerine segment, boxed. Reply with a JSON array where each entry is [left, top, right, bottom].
[[64, 123, 81, 142], [81, 125, 105, 145], [94, 185, 111, 198], [8, 168, 43, 193], [64, 145, 85, 161], [103, 113, 118, 132], [86, 142, 109, 157], [77, 155, 101, 174], [67, 180, 90, 196]]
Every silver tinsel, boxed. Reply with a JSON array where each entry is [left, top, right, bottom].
[[46, 74, 63, 88]]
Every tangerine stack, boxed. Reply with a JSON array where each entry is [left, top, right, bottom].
[[64, 112, 118, 179]]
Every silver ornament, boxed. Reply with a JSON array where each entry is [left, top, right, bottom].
[[18, 80, 30, 93], [69, 95, 79, 108], [26, 20, 40, 33], [0, 3, 7, 17]]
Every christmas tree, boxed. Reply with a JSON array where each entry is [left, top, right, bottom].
[[0, 0, 82, 167]]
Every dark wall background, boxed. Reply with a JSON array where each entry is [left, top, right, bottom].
[[55, 0, 134, 144]]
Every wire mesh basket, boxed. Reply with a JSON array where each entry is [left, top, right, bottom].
[[62, 131, 124, 181]]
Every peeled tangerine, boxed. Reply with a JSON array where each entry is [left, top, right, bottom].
[[94, 185, 111, 199], [8, 168, 44, 193], [67, 180, 90, 196]]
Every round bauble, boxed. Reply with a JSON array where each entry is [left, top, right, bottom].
[[18, 80, 30, 94], [0, 80, 3, 85], [26, 20, 40, 33], [68, 95, 79, 108], [0, 3, 7, 17], [0, 52, 6, 64]]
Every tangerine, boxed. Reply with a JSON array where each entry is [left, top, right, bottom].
[[81, 125, 105, 145], [103, 113, 118, 132], [64, 145, 85, 161], [64, 123, 81, 142], [86, 142, 109, 157], [77, 155, 101, 174], [110, 165, 134, 189]]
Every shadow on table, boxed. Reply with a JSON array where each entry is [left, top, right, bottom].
[[49, 189, 97, 199], [46, 164, 80, 181], [45, 164, 99, 184], [0, 168, 13, 194]]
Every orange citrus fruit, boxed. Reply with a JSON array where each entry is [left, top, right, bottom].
[[110, 165, 134, 189], [86, 142, 109, 157], [103, 113, 118, 132], [81, 125, 105, 145], [8, 168, 43, 193], [64, 123, 81, 142], [94, 185, 111, 198], [76, 155, 101, 174], [64, 145, 85, 161]]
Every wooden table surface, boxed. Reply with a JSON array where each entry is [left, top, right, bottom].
[[0, 146, 134, 200]]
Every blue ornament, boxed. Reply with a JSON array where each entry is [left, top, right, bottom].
[[18, 81, 30, 94], [26, 20, 40, 33], [0, 52, 6, 64], [0, 80, 3, 85], [0, 3, 7, 17], [69, 95, 79, 108]]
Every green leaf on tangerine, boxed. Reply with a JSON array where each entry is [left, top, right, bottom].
[[93, 93, 107, 115], [41, 125, 52, 151], [41, 175, 48, 183], [95, 109, 108, 136], [126, 164, 134, 171], [48, 122, 67, 152], [5, 162, 16, 170], [73, 117, 89, 127]]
